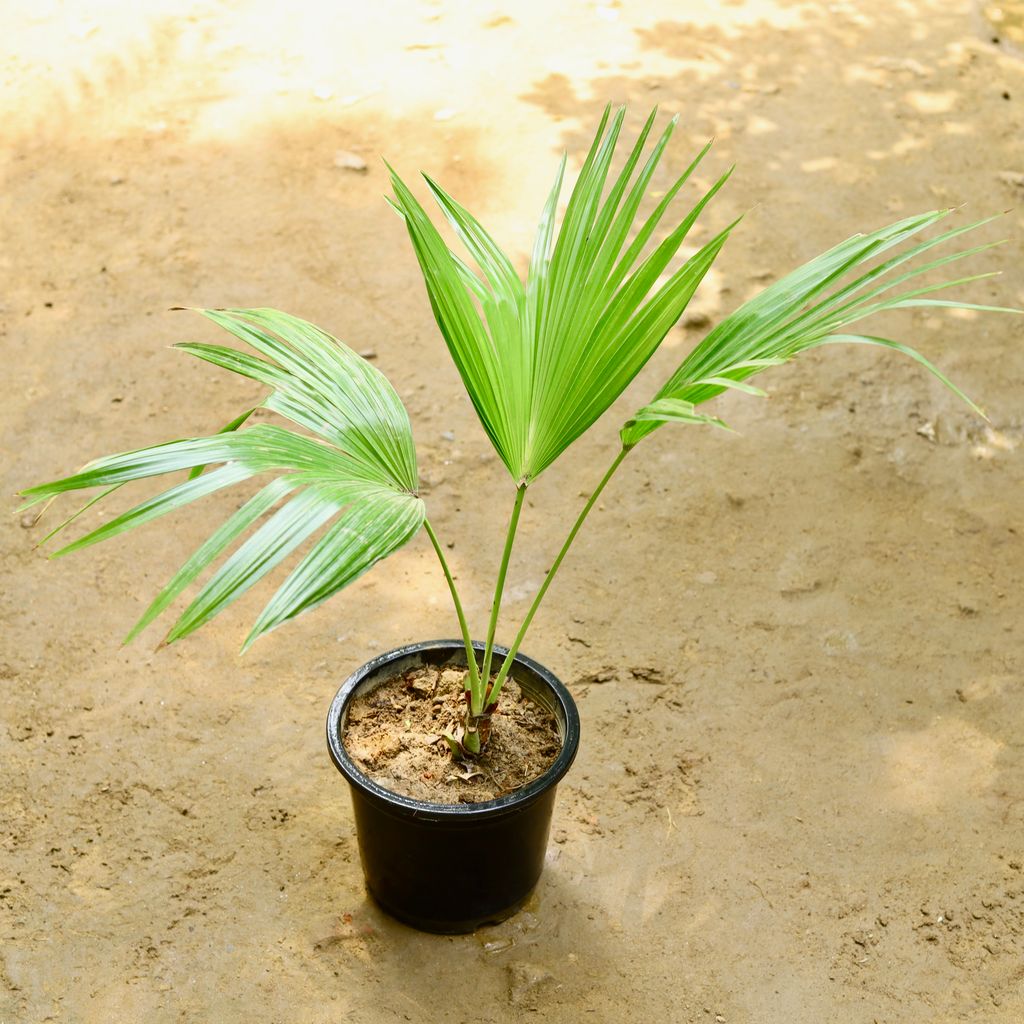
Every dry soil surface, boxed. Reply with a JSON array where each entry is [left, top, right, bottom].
[[2, 1, 1024, 1022]]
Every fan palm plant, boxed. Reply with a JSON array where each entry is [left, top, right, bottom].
[[21, 106, 1015, 757]]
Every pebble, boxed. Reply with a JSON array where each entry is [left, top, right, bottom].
[[333, 150, 368, 173], [358, 349, 377, 360], [483, 937, 514, 954], [776, 550, 823, 595], [872, 56, 930, 77], [409, 676, 435, 696], [507, 961, 553, 1005]]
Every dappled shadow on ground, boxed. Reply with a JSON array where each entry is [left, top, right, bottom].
[[525, 0, 1024, 243]]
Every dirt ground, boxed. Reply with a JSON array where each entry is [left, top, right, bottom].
[[2, 1, 1023, 1021]]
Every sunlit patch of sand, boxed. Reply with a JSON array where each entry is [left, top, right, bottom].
[[879, 718, 1002, 811]]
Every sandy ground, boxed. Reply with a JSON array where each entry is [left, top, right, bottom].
[[2, 1, 1024, 1021]]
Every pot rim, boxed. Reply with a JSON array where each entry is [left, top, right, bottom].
[[326, 639, 580, 821]]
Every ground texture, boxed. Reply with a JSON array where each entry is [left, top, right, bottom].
[[2, 1, 1024, 1021]]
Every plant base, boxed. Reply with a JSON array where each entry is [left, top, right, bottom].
[[326, 640, 580, 934]]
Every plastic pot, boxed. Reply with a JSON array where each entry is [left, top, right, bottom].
[[326, 640, 580, 934]]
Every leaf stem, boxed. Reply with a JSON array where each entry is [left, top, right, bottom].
[[489, 446, 629, 704], [424, 519, 481, 702], [478, 483, 527, 711]]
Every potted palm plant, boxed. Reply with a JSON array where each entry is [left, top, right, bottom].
[[20, 107, 1015, 933]]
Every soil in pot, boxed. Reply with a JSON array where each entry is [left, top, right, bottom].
[[343, 664, 561, 803]]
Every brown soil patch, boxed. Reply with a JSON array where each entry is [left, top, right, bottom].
[[343, 667, 561, 803]]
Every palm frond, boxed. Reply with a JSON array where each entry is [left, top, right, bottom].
[[243, 488, 425, 649], [21, 309, 424, 647], [124, 477, 295, 645], [621, 211, 1019, 446], [388, 106, 731, 483]]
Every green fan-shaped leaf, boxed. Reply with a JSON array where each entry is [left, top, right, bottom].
[[124, 477, 296, 645], [388, 105, 732, 484], [21, 309, 425, 648], [52, 462, 254, 557], [621, 210, 1020, 447], [244, 488, 425, 649], [188, 308, 419, 491]]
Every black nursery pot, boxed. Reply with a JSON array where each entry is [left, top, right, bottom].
[[326, 640, 580, 934]]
